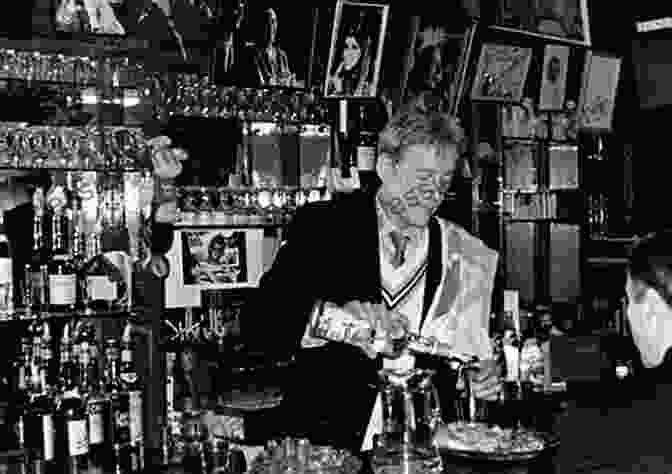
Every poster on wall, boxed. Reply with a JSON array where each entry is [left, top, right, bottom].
[[470, 43, 533, 102], [323, 0, 390, 98], [164, 227, 264, 308], [578, 51, 622, 132], [538, 44, 569, 111], [496, 0, 591, 46]]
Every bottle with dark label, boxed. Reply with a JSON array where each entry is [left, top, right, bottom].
[[354, 103, 380, 194], [24, 326, 57, 470]]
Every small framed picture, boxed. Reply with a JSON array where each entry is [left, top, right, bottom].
[[323, 0, 390, 98], [470, 43, 533, 103], [539, 44, 570, 111], [164, 227, 265, 308], [578, 51, 622, 132]]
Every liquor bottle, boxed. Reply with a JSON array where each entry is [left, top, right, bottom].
[[354, 103, 380, 194], [79, 325, 110, 473], [28, 188, 48, 312], [24, 335, 57, 471], [48, 199, 78, 313], [311, 302, 478, 364], [83, 233, 121, 311], [121, 322, 144, 472], [333, 99, 360, 192], [104, 338, 132, 472], [59, 383, 90, 474], [0, 210, 13, 316]]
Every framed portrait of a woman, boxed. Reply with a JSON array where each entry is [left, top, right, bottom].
[[323, 0, 390, 98]]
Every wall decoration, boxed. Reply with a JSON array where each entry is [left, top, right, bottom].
[[538, 44, 569, 111], [53, 0, 216, 65], [470, 43, 532, 102], [398, 18, 478, 114], [496, 0, 591, 46], [578, 51, 622, 132], [212, 2, 318, 88], [164, 227, 264, 308], [323, 0, 390, 98]]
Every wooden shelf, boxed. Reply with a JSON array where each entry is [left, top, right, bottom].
[[0, 308, 138, 323]]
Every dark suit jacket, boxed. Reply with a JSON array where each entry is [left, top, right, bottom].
[[244, 192, 459, 450]]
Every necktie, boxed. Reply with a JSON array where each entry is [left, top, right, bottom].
[[389, 231, 409, 269]]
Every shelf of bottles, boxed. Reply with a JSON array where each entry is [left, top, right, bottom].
[[176, 185, 331, 228], [2, 316, 148, 473], [0, 166, 153, 320], [0, 47, 146, 88], [0, 123, 153, 172], [160, 73, 331, 126]]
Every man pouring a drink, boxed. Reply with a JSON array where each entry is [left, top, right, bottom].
[[245, 96, 501, 451]]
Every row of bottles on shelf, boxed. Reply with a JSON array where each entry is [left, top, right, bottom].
[[161, 74, 331, 124], [1, 177, 140, 318], [6, 319, 145, 473], [0, 48, 146, 87], [501, 190, 560, 221], [176, 185, 331, 226], [0, 124, 152, 171]]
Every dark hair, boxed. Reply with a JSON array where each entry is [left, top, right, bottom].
[[628, 229, 672, 306]]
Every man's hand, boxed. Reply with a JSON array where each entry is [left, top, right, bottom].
[[341, 301, 409, 358], [470, 358, 502, 401]]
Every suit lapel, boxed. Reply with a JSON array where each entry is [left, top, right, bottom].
[[420, 217, 442, 330]]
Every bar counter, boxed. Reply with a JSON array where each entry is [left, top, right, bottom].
[[3, 374, 667, 474]]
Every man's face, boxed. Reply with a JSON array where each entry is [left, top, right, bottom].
[[378, 143, 458, 227]]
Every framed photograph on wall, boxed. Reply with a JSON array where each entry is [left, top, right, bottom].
[[398, 18, 478, 115], [212, 2, 318, 88], [470, 43, 533, 102], [578, 51, 622, 132], [538, 44, 570, 111], [496, 0, 591, 46], [164, 227, 265, 308], [323, 0, 390, 98]]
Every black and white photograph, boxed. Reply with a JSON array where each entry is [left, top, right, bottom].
[[496, 0, 591, 46], [163, 227, 265, 308], [212, 2, 318, 88], [182, 229, 248, 286], [54, 0, 216, 62], [538, 44, 569, 111], [400, 18, 476, 113], [324, 0, 389, 98], [470, 43, 533, 102]]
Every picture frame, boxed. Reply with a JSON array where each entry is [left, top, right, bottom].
[[323, 0, 390, 99], [495, 0, 591, 47], [212, 3, 319, 88], [577, 51, 622, 132], [538, 44, 569, 111], [470, 43, 533, 103], [164, 227, 265, 308], [397, 17, 478, 115]]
